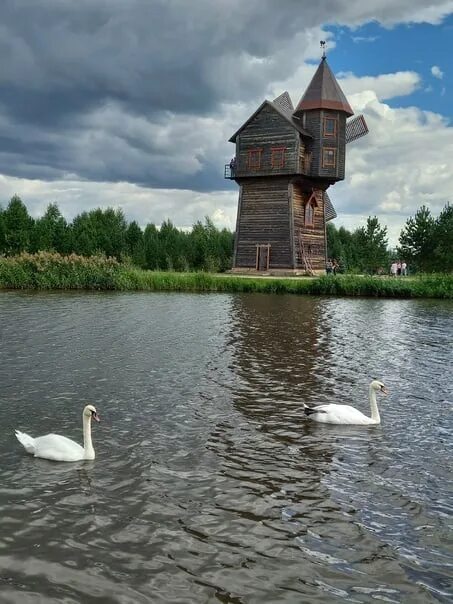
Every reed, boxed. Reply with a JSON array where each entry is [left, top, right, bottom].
[[1, 253, 452, 299]]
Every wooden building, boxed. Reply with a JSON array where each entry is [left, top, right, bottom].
[[226, 54, 368, 274]]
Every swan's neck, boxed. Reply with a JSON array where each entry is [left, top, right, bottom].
[[369, 386, 380, 424], [83, 414, 95, 459]]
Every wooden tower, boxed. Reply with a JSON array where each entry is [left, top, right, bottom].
[[226, 51, 368, 274]]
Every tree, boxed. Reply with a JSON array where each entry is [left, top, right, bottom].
[[143, 223, 160, 270], [326, 223, 358, 272], [71, 208, 128, 259], [31, 203, 69, 253], [353, 216, 389, 274], [125, 221, 145, 267], [158, 219, 187, 270], [2, 195, 34, 255], [432, 203, 453, 272], [398, 205, 436, 272], [0, 204, 5, 253]]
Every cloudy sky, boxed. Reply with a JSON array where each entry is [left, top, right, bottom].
[[0, 1, 452, 245]]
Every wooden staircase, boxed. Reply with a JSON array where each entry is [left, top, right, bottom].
[[298, 230, 314, 275]]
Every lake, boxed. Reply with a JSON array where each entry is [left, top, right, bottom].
[[0, 291, 452, 603]]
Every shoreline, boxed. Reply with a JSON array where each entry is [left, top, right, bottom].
[[1, 254, 452, 299]]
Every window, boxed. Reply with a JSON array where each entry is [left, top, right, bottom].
[[322, 147, 336, 168], [323, 117, 337, 137], [305, 202, 314, 226], [247, 148, 262, 170], [304, 191, 317, 227], [271, 147, 286, 169]]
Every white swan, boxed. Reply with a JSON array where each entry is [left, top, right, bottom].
[[15, 404, 100, 461], [303, 380, 388, 425]]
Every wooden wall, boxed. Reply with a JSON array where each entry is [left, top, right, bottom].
[[291, 183, 326, 271], [236, 104, 299, 177], [303, 110, 346, 181], [233, 177, 292, 269]]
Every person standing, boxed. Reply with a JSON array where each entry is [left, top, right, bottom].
[[390, 261, 397, 277], [326, 259, 333, 274], [401, 261, 407, 276]]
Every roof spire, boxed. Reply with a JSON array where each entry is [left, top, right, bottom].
[[294, 53, 354, 116], [320, 40, 326, 60]]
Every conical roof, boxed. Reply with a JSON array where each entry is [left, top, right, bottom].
[[295, 57, 353, 116]]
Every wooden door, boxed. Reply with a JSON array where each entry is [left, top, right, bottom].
[[256, 244, 270, 271]]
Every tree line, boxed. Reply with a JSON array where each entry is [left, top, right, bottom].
[[0, 196, 451, 273], [0, 196, 234, 272], [327, 203, 452, 274]]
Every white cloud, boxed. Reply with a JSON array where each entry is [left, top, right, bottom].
[[339, 71, 421, 100], [431, 65, 444, 79], [0, 174, 238, 231], [331, 90, 453, 246], [352, 36, 379, 43]]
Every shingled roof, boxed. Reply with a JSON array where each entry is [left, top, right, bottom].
[[295, 57, 353, 117], [324, 191, 337, 222]]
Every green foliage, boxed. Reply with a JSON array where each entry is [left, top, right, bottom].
[[0, 252, 122, 290], [125, 220, 145, 267], [0, 197, 234, 272], [353, 216, 389, 274], [431, 203, 453, 272], [398, 205, 436, 271], [30, 203, 70, 254], [1, 196, 34, 255], [70, 208, 128, 259], [1, 255, 452, 299], [1, 196, 449, 276], [327, 218, 390, 274]]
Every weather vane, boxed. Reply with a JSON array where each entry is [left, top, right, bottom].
[[320, 40, 326, 59]]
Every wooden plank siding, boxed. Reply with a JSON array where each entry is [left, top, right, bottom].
[[235, 105, 300, 177], [291, 184, 326, 271], [234, 178, 293, 268], [303, 110, 346, 181]]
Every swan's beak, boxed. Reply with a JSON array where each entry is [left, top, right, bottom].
[[92, 412, 101, 422], [381, 387, 388, 396]]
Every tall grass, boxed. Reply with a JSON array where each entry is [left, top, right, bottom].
[[0, 253, 452, 299]]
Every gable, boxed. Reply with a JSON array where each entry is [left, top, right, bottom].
[[238, 103, 296, 140], [229, 99, 311, 143]]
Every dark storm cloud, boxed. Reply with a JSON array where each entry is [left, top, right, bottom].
[[0, 0, 318, 119], [0, 0, 450, 190]]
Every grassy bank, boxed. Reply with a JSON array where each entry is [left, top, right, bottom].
[[1, 252, 452, 299]]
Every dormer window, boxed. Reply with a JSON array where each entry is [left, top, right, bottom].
[[271, 147, 286, 169], [322, 147, 336, 168], [247, 148, 262, 170], [323, 117, 337, 137]]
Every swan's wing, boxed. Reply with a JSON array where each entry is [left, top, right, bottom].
[[306, 403, 371, 424], [33, 434, 85, 462]]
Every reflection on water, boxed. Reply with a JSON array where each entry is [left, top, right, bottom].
[[0, 291, 452, 603]]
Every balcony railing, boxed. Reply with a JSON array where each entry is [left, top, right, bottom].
[[224, 164, 236, 179], [225, 156, 311, 178]]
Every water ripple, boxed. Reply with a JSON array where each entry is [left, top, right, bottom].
[[0, 291, 452, 603]]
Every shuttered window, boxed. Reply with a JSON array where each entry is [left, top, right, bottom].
[[322, 147, 336, 168], [247, 148, 262, 170], [323, 117, 337, 137], [271, 147, 286, 169]]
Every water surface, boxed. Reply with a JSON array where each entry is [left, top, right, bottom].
[[0, 291, 452, 603]]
